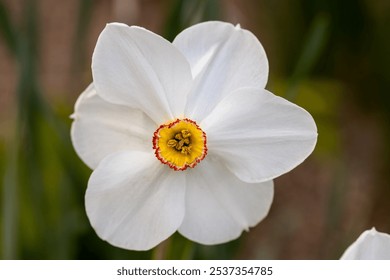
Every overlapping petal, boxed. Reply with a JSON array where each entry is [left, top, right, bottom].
[[92, 23, 193, 123], [86, 151, 186, 251], [179, 158, 274, 245], [201, 88, 317, 183], [340, 228, 390, 260], [71, 84, 155, 169], [173, 21, 269, 121]]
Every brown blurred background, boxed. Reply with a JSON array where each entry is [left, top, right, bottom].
[[1, 0, 390, 259]]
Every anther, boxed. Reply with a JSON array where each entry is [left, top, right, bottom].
[[181, 130, 191, 138], [167, 139, 178, 147], [176, 140, 184, 150], [181, 146, 192, 155], [174, 133, 183, 140]]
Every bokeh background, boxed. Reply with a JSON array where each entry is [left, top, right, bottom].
[[1, 0, 390, 259]]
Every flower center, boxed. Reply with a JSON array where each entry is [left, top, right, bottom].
[[152, 119, 207, 171]]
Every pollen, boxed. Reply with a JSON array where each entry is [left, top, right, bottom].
[[152, 119, 207, 171]]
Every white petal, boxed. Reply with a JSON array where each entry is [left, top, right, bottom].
[[71, 84, 155, 169], [201, 88, 317, 183], [178, 157, 274, 245], [173, 21, 269, 121], [92, 23, 193, 123], [85, 151, 185, 251], [340, 228, 390, 260]]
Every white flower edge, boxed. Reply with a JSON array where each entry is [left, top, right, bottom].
[[178, 158, 274, 245], [70, 84, 155, 169], [173, 21, 269, 121], [91, 23, 193, 123], [85, 150, 186, 251], [340, 228, 390, 260], [201, 88, 318, 183]]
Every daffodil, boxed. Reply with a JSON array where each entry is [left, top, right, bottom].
[[340, 228, 390, 260], [71, 21, 317, 250]]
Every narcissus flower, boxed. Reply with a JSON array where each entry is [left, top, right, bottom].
[[71, 21, 317, 250], [340, 228, 390, 260]]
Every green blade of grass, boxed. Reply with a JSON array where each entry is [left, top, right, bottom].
[[286, 14, 330, 101]]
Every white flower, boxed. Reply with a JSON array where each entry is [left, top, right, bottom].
[[71, 21, 317, 251], [340, 228, 390, 260]]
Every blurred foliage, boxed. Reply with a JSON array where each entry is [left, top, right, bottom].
[[164, 0, 220, 41], [0, 0, 389, 259]]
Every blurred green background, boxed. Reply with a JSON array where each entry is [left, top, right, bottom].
[[1, 0, 390, 259]]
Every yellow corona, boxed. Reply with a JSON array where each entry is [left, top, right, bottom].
[[153, 119, 207, 170]]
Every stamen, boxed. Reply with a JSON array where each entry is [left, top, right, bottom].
[[175, 133, 183, 140], [181, 146, 191, 155], [176, 139, 185, 150], [181, 130, 191, 138], [170, 131, 192, 151], [167, 139, 178, 147]]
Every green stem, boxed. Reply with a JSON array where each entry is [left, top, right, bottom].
[[285, 14, 330, 101], [1, 131, 19, 259]]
